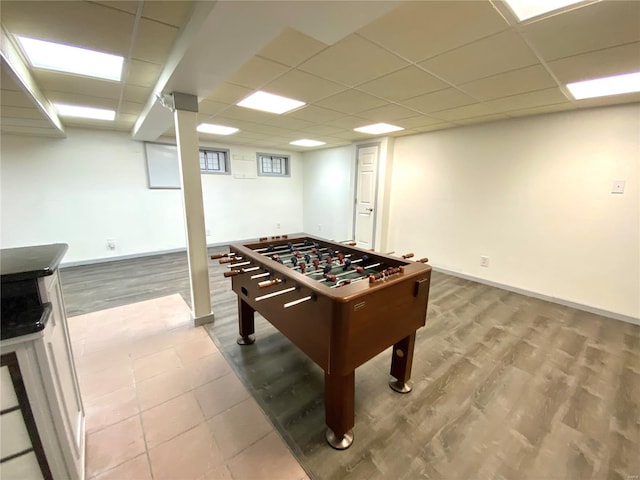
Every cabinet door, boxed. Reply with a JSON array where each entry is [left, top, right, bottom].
[[38, 272, 85, 480]]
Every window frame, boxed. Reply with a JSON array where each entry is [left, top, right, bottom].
[[199, 148, 231, 175], [256, 153, 290, 177]]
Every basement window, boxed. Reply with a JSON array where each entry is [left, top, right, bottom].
[[257, 153, 290, 177], [200, 148, 230, 174]]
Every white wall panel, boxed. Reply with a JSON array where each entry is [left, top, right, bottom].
[[0, 129, 303, 263], [388, 104, 639, 319]]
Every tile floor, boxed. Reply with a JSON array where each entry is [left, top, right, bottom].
[[68, 294, 309, 480]]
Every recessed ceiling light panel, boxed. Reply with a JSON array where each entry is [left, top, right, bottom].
[[290, 139, 326, 147], [17, 36, 124, 81], [236, 91, 305, 114], [504, 0, 585, 21], [197, 123, 239, 135], [354, 123, 404, 135], [567, 71, 640, 100], [54, 103, 115, 121]]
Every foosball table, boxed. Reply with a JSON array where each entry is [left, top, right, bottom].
[[215, 235, 431, 449]]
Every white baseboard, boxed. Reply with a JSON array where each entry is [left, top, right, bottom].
[[60, 233, 307, 268], [431, 266, 640, 327]]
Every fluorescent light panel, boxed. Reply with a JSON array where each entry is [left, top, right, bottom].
[[54, 103, 115, 121], [567, 71, 640, 99], [197, 123, 239, 135], [17, 36, 124, 81], [354, 123, 404, 135], [290, 139, 326, 147], [237, 91, 305, 114], [504, 0, 585, 21]]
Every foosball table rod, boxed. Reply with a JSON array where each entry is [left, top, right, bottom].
[[255, 287, 297, 301]]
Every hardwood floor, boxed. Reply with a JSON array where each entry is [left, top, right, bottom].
[[60, 250, 640, 480]]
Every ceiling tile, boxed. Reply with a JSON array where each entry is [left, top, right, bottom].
[[400, 88, 476, 114], [198, 100, 228, 116], [31, 71, 122, 100], [1, 66, 22, 91], [432, 103, 499, 122], [126, 60, 162, 87], [199, 116, 261, 132], [93, 2, 138, 15], [123, 84, 151, 104], [1, 1, 135, 56], [357, 104, 420, 122], [454, 113, 510, 126], [1, 106, 48, 120], [420, 30, 540, 85], [131, 18, 179, 64], [484, 88, 568, 113], [257, 28, 328, 67], [460, 65, 557, 101], [61, 117, 118, 130], [205, 83, 253, 104], [262, 115, 316, 131], [548, 42, 640, 84], [141, 1, 194, 28], [357, 66, 449, 101], [226, 57, 290, 90], [46, 91, 117, 110], [507, 103, 576, 118], [328, 115, 371, 129], [314, 89, 387, 115], [298, 124, 345, 136], [357, 1, 509, 62], [0, 117, 54, 129], [298, 34, 408, 87], [0, 125, 63, 137], [222, 106, 277, 124], [520, 0, 640, 62], [393, 115, 446, 129], [286, 105, 344, 123], [412, 122, 457, 133], [119, 101, 144, 116], [236, 122, 291, 136], [330, 130, 376, 141], [262, 69, 346, 103]]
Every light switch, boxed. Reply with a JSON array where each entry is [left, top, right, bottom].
[[612, 180, 625, 194]]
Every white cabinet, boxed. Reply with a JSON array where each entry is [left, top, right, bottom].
[[0, 270, 85, 480]]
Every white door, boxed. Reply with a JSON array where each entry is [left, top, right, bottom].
[[354, 144, 379, 249]]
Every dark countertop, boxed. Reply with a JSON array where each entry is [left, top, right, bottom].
[[0, 243, 68, 283], [0, 303, 51, 340], [1, 243, 67, 340]]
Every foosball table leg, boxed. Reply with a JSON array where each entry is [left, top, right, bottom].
[[389, 333, 416, 393], [237, 298, 256, 345], [324, 371, 355, 449]]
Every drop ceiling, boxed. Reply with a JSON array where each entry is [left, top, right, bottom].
[[1, 0, 639, 151]]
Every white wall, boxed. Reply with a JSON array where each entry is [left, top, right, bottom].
[[302, 144, 355, 242], [0, 128, 303, 263], [387, 104, 639, 320]]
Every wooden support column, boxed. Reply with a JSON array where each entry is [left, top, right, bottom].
[[172, 92, 214, 326]]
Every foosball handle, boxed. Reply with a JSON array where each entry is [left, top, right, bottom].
[[417, 258, 429, 263], [402, 253, 414, 259], [210, 253, 230, 259], [224, 270, 241, 278], [219, 257, 235, 264], [258, 278, 282, 288]]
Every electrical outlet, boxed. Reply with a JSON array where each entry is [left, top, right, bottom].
[[480, 256, 489, 267], [206, 229, 211, 236], [317, 224, 322, 231], [276, 223, 281, 229], [107, 239, 116, 250], [612, 180, 625, 194]]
